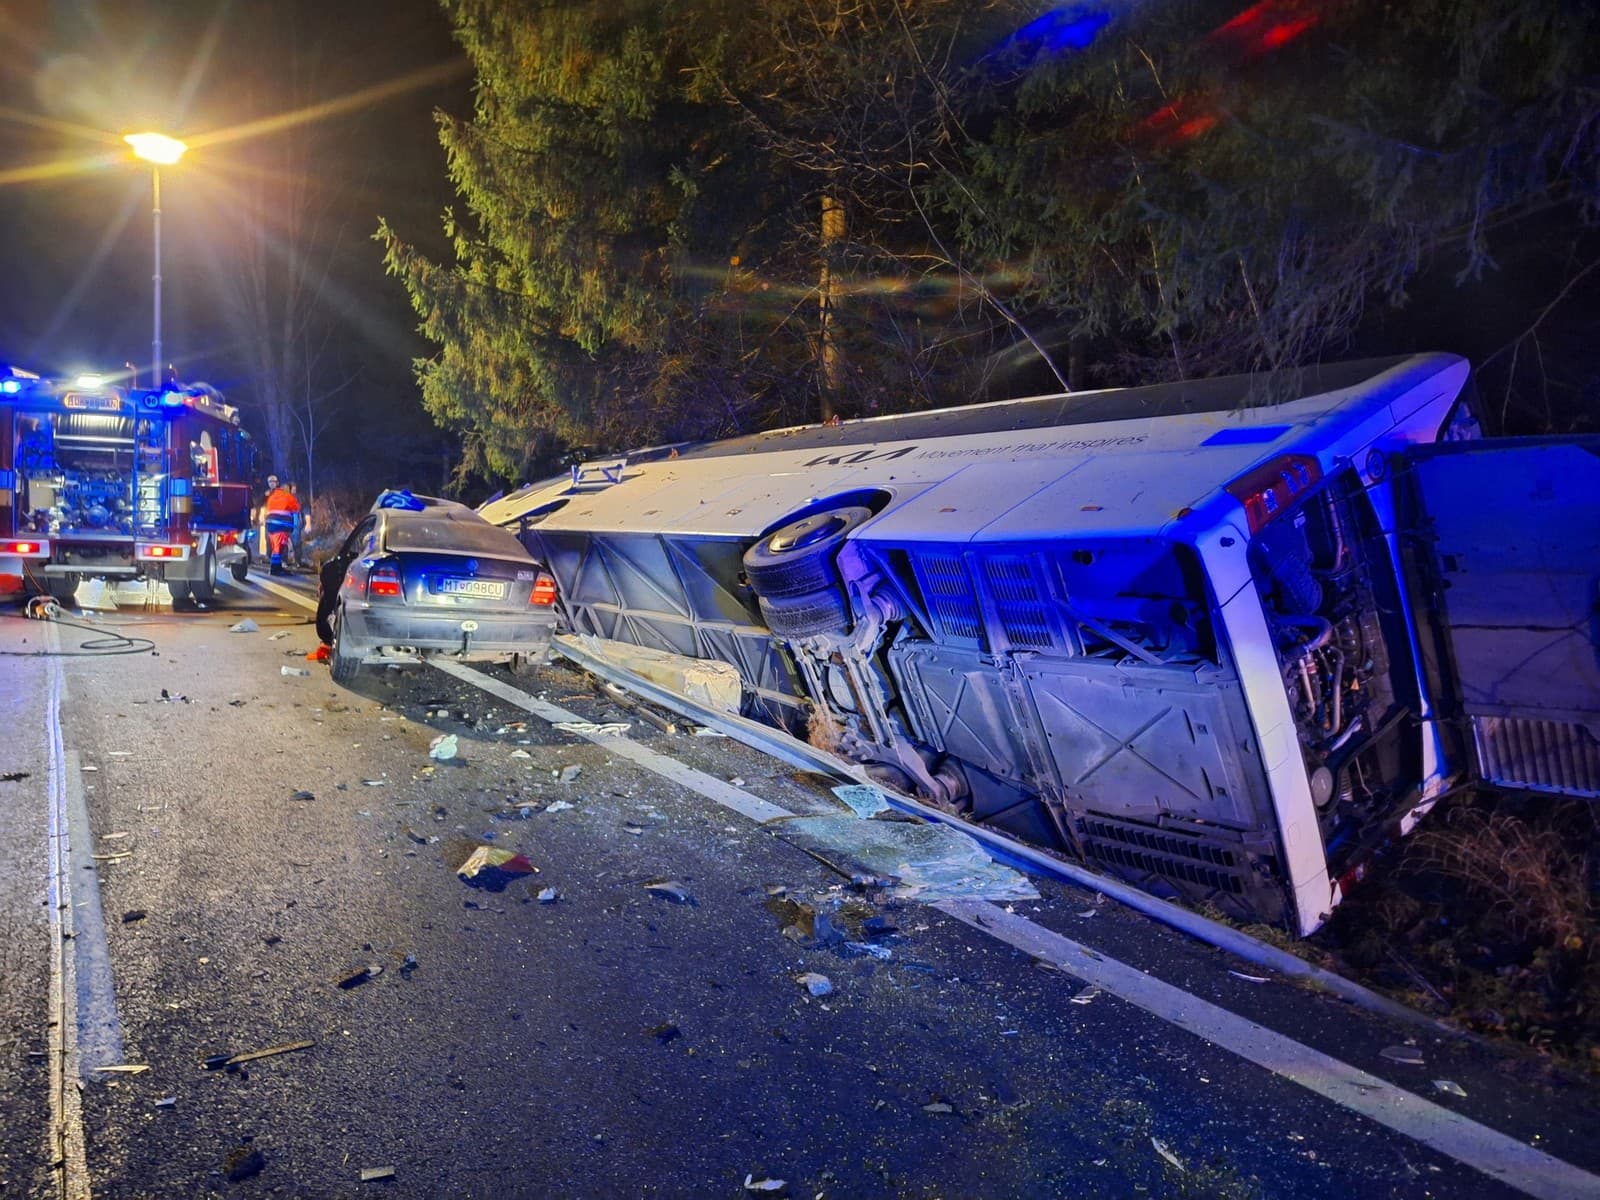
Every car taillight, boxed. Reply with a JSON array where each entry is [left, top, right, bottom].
[[1224, 454, 1322, 534], [367, 561, 403, 599], [137, 543, 189, 560], [530, 572, 557, 606], [0, 539, 48, 557]]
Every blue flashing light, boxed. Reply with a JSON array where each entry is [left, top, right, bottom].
[[160, 390, 185, 407], [1009, 7, 1112, 56], [0, 380, 20, 395]]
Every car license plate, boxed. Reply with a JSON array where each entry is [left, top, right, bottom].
[[437, 577, 505, 599]]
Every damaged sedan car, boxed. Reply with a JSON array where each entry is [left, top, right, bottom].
[[316, 490, 558, 683]]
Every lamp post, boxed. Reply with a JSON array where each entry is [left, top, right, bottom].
[[123, 132, 187, 388]]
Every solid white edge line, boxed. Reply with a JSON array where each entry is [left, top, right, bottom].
[[428, 659, 793, 824], [44, 627, 90, 1200], [252, 580, 1599, 1196], [936, 900, 1599, 1200]]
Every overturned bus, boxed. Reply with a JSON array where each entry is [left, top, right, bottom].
[[481, 354, 1600, 935]]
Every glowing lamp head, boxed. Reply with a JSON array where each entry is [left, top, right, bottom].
[[75, 373, 105, 389], [124, 132, 188, 165]]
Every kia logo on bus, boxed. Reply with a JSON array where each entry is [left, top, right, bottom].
[[804, 446, 917, 468]]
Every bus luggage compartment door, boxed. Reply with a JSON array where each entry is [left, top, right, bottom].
[[1401, 437, 1600, 797]]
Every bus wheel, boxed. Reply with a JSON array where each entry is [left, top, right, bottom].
[[168, 579, 192, 603], [758, 589, 851, 639], [742, 506, 872, 600]]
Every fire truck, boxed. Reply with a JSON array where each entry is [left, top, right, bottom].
[[0, 367, 255, 602]]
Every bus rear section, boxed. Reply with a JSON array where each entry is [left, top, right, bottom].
[[494, 353, 1597, 934]]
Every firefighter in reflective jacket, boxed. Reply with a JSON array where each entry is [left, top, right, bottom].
[[262, 480, 301, 576]]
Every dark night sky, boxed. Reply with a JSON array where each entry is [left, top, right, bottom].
[[0, 0, 468, 485]]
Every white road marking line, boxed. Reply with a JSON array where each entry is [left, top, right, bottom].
[[44, 629, 91, 1200], [244, 576, 793, 824], [251, 577, 1594, 1195], [429, 659, 792, 823], [444, 662, 1599, 1200], [238, 573, 317, 611], [936, 900, 1599, 1200]]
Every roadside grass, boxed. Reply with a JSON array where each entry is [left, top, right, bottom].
[[1319, 791, 1600, 1068]]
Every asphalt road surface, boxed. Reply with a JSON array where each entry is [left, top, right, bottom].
[[1, 574, 1598, 1200]]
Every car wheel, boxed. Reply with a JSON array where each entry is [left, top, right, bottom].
[[329, 605, 362, 684], [742, 506, 872, 600], [230, 546, 249, 583], [190, 547, 217, 603], [758, 589, 851, 639]]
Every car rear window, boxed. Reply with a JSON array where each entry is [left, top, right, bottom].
[[384, 513, 531, 559]]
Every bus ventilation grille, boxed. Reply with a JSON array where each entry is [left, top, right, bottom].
[[981, 554, 1054, 649], [915, 552, 982, 642], [1081, 816, 1245, 895]]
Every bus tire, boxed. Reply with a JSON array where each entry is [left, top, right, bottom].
[[168, 579, 192, 603], [758, 589, 851, 639], [742, 506, 872, 600]]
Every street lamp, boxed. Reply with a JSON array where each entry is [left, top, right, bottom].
[[124, 132, 188, 387]]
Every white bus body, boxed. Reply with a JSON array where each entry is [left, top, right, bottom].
[[483, 354, 1600, 935]]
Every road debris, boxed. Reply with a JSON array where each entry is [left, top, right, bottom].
[[922, 1101, 955, 1115], [1151, 1137, 1186, 1172], [122, 910, 147, 924], [743, 1175, 787, 1193], [158, 688, 189, 703], [224, 1145, 265, 1182], [229, 618, 259, 633], [154, 1096, 176, 1108], [281, 665, 311, 677], [1069, 985, 1102, 1006], [544, 800, 575, 813], [400, 954, 419, 978], [267, 631, 290, 641], [0, 771, 29, 782], [362, 779, 387, 787], [769, 897, 845, 949], [509, 749, 531, 759], [645, 879, 696, 905], [796, 972, 833, 997], [457, 845, 537, 891], [201, 1038, 315, 1072], [557, 764, 582, 783], [289, 790, 315, 802], [1433, 1079, 1468, 1097], [1380, 1045, 1426, 1066], [553, 720, 630, 736], [1228, 970, 1270, 984], [336, 965, 384, 990], [690, 727, 726, 738], [360, 1166, 397, 1183], [429, 734, 460, 761], [93, 1064, 150, 1075], [832, 783, 890, 818], [844, 941, 891, 960], [537, 887, 559, 903]]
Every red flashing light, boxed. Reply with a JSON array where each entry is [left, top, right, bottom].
[[0, 539, 47, 557], [1224, 454, 1322, 534], [367, 562, 403, 599], [530, 572, 557, 607]]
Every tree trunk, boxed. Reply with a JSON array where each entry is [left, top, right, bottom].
[[818, 193, 845, 422]]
